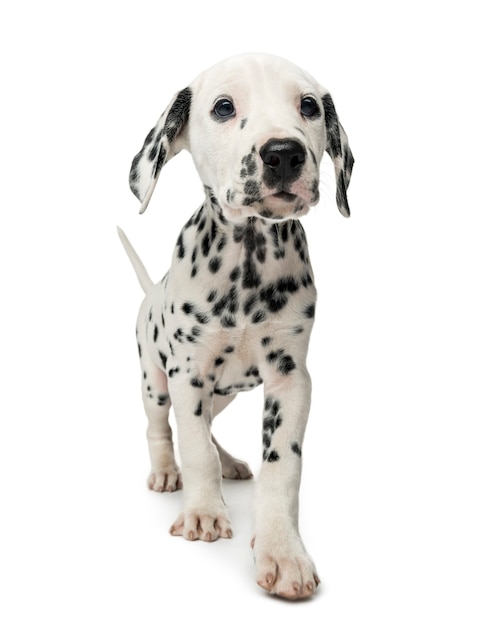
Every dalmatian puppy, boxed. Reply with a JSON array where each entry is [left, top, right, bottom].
[[119, 52, 353, 599]]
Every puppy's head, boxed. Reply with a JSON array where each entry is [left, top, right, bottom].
[[129, 53, 353, 221]]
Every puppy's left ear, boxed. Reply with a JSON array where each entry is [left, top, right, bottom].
[[129, 87, 192, 214], [322, 93, 354, 218]]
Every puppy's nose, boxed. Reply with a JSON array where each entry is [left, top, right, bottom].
[[260, 138, 306, 185]]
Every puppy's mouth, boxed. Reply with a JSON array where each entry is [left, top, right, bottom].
[[271, 191, 297, 202], [220, 184, 315, 223]]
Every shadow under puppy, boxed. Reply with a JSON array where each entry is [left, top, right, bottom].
[[119, 52, 353, 600]]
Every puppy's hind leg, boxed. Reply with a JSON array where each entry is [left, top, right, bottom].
[[212, 394, 253, 480], [139, 346, 181, 492]]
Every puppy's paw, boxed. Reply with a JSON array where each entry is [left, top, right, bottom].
[[253, 534, 319, 599], [147, 467, 182, 492], [221, 456, 253, 480], [169, 509, 233, 542]]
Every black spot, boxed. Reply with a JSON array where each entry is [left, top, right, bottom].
[[201, 233, 211, 257], [301, 273, 313, 287], [217, 236, 227, 252], [168, 367, 180, 377], [263, 433, 271, 448], [240, 118, 248, 129], [278, 354, 296, 375], [245, 366, 260, 377], [208, 256, 222, 273], [159, 351, 168, 369], [280, 223, 289, 243], [153, 325, 159, 342], [256, 244, 266, 263], [221, 315, 236, 328], [293, 326, 304, 334], [157, 394, 168, 406], [215, 357, 225, 367], [233, 224, 246, 243], [244, 179, 260, 198], [291, 442, 302, 457], [267, 350, 296, 375], [251, 310, 266, 324], [242, 258, 261, 289], [243, 293, 257, 315], [277, 276, 299, 293], [274, 248, 285, 260], [304, 303, 316, 318], [212, 294, 229, 316], [147, 144, 157, 162], [224, 345, 235, 353], [230, 266, 241, 282], [182, 302, 194, 315], [197, 217, 207, 232], [191, 265, 198, 277], [265, 450, 280, 462], [194, 400, 203, 416], [227, 286, 238, 313], [137, 343, 142, 358], [191, 377, 204, 388], [265, 397, 280, 415], [191, 326, 201, 337], [207, 290, 217, 303], [260, 284, 288, 312], [195, 312, 209, 324], [210, 220, 218, 244], [261, 336, 272, 346], [191, 246, 198, 263], [176, 232, 185, 259], [214, 385, 233, 396]]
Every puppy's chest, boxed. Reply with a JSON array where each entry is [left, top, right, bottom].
[[146, 209, 317, 376], [169, 211, 313, 316]]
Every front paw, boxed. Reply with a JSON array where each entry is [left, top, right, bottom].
[[252, 534, 320, 599], [147, 467, 182, 492], [169, 509, 233, 542]]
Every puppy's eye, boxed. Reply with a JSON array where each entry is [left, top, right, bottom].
[[213, 98, 235, 120], [300, 96, 319, 118]]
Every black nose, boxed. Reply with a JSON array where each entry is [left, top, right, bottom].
[[259, 138, 306, 187]]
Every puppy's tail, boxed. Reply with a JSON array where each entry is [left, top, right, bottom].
[[117, 226, 154, 294]]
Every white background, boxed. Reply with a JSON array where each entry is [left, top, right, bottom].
[[1, 1, 488, 623]]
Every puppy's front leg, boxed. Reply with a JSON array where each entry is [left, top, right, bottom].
[[252, 367, 320, 599], [168, 375, 232, 542]]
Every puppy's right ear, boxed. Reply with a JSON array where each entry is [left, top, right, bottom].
[[129, 87, 192, 213]]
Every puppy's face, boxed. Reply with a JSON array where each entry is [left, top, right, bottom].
[[129, 53, 352, 220], [188, 54, 328, 222]]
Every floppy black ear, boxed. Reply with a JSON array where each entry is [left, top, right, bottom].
[[129, 87, 192, 213], [322, 93, 354, 217]]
